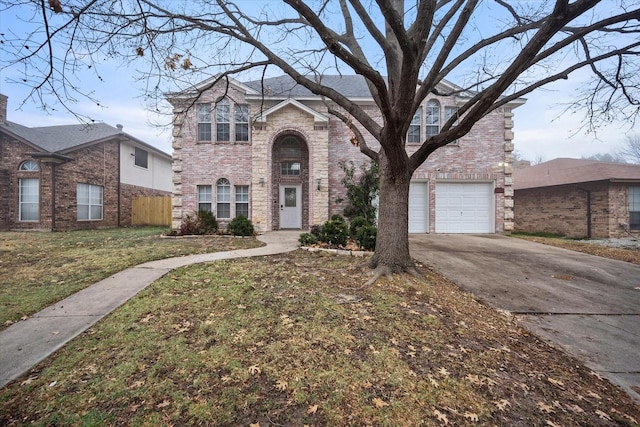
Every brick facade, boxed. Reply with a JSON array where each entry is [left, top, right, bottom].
[[514, 182, 638, 238], [170, 77, 516, 233]]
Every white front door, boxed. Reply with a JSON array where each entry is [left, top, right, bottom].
[[279, 184, 302, 229]]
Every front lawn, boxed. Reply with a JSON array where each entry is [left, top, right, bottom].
[[1, 251, 638, 425], [0, 227, 261, 329]]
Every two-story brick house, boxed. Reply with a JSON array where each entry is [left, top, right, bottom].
[[0, 94, 172, 231], [168, 75, 523, 233]]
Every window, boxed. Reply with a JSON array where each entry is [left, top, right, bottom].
[[235, 185, 249, 218], [281, 162, 301, 176], [426, 99, 440, 137], [197, 185, 212, 212], [235, 104, 249, 142], [630, 187, 640, 230], [77, 183, 103, 221], [444, 106, 459, 143], [407, 107, 422, 143], [197, 104, 212, 141], [134, 147, 148, 168], [19, 160, 39, 171], [19, 178, 39, 221], [216, 99, 230, 142], [216, 178, 231, 218]]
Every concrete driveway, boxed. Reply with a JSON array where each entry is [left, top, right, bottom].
[[409, 234, 640, 402]]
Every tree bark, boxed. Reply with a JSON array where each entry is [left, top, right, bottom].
[[369, 147, 413, 273]]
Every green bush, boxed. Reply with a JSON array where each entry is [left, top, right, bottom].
[[197, 210, 218, 234], [310, 224, 323, 238], [298, 233, 318, 246], [227, 215, 254, 236], [331, 214, 346, 224], [319, 219, 349, 247], [356, 225, 377, 251], [349, 216, 369, 238]]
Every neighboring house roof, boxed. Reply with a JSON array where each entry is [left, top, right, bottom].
[[514, 158, 640, 190], [0, 121, 170, 159]]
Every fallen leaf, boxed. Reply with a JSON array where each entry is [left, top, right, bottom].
[[463, 412, 478, 422], [20, 376, 38, 386], [433, 409, 449, 425], [595, 409, 612, 421], [427, 374, 439, 388], [587, 391, 602, 400], [438, 367, 450, 377], [568, 404, 584, 414], [546, 421, 561, 427], [372, 397, 389, 408], [275, 380, 287, 391], [248, 365, 261, 375], [610, 408, 637, 424], [547, 377, 565, 387], [250, 423, 260, 427], [537, 402, 554, 414], [156, 399, 170, 409], [495, 399, 510, 411], [307, 404, 318, 415]]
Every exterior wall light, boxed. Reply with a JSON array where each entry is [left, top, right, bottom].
[[259, 177, 265, 187], [317, 177, 322, 191]]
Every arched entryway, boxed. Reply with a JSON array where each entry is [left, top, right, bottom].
[[271, 134, 309, 230]]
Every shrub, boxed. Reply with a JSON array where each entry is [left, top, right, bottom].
[[310, 224, 323, 238], [331, 214, 346, 224], [197, 210, 218, 234], [227, 215, 254, 236], [179, 213, 202, 235], [349, 216, 369, 239], [319, 219, 349, 247], [298, 233, 318, 246], [356, 224, 377, 251]]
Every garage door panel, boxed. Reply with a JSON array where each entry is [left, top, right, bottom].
[[435, 182, 493, 233], [408, 182, 428, 233]]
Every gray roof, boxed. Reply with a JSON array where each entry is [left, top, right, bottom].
[[0, 121, 169, 157], [514, 158, 640, 190], [243, 75, 376, 98]]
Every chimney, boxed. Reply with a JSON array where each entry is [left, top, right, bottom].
[[116, 124, 123, 131], [0, 94, 7, 125]]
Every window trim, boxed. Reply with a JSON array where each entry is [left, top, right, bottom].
[[216, 99, 231, 142], [216, 178, 231, 219], [19, 160, 39, 171], [197, 103, 212, 142], [77, 183, 103, 221], [134, 147, 148, 169], [426, 99, 440, 137], [19, 178, 39, 222], [197, 185, 212, 213], [235, 104, 249, 142], [630, 186, 640, 230], [235, 185, 249, 218]]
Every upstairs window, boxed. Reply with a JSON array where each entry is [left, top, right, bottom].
[[426, 100, 440, 137], [235, 104, 249, 142], [407, 107, 422, 144], [216, 99, 231, 142], [197, 104, 212, 142], [216, 178, 231, 218], [19, 160, 39, 171], [134, 147, 148, 168], [630, 187, 640, 230], [444, 106, 460, 143]]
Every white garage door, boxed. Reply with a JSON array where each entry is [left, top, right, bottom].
[[435, 182, 494, 233], [408, 182, 428, 233]]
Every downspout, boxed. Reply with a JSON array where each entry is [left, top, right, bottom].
[[117, 140, 121, 227], [577, 187, 591, 238]]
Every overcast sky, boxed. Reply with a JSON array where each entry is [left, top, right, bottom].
[[1, 2, 636, 161]]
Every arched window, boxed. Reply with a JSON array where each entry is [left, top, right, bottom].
[[216, 178, 231, 218], [426, 100, 440, 137], [19, 160, 39, 171]]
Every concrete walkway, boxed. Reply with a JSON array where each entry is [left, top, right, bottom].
[[0, 231, 301, 389]]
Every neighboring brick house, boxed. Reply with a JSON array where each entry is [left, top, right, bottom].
[[514, 158, 640, 238], [0, 94, 172, 231], [168, 75, 524, 233]]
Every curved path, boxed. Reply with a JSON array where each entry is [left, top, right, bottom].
[[0, 231, 300, 389]]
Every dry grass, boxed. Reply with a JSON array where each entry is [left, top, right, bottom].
[[1, 250, 638, 426], [0, 227, 261, 329]]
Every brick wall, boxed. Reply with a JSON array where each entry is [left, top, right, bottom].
[[514, 182, 636, 238], [170, 83, 514, 233]]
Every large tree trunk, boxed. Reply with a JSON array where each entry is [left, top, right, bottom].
[[369, 149, 413, 273]]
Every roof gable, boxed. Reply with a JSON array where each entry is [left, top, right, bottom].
[[254, 98, 328, 123], [514, 158, 640, 190]]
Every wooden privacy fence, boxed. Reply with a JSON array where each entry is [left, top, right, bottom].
[[131, 196, 171, 226]]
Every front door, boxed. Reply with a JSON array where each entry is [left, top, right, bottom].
[[279, 184, 302, 229]]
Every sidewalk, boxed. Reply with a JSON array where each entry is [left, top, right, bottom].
[[0, 231, 300, 389]]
